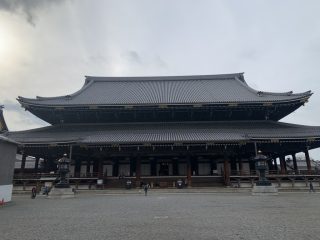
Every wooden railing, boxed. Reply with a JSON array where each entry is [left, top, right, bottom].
[[13, 170, 320, 181], [230, 170, 320, 176]]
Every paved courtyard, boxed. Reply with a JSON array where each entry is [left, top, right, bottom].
[[1, 191, 319, 240]]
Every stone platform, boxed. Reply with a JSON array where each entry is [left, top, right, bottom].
[[252, 185, 278, 195], [47, 187, 75, 199], [3, 192, 320, 240]]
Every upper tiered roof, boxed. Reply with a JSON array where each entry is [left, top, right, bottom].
[[16, 73, 313, 124], [18, 73, 311, 106]]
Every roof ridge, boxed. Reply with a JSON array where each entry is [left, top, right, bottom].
[[84, 73, 244, 83]]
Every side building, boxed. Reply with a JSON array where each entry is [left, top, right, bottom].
[[3, 73, 320, 188], [0, 107, 17, 202], [0, 105, 8, 133]]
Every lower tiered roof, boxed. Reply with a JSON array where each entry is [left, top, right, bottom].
[[4, 121, 320, 147]]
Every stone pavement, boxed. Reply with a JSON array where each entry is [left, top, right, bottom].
[[1, 191, 319, 240]]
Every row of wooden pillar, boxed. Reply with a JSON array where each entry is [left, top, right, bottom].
[[223, 149, 313, 186], [20, 149, 313, 185], [20, 154, 40, 173], [278, 150, 312, 174]]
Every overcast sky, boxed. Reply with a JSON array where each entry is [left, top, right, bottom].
[[0, 0, 319, 157]]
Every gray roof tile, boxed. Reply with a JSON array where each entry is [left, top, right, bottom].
[[5, 121, 320, 145], [18, 73, 312, 106]]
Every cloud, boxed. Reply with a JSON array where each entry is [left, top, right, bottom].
[[89, 55, 109, 64], [153, 55, 167, 69], [124, 50, 142, 64], [0, 0, 66, 26]]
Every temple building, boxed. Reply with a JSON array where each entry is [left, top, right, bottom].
[[3, 73, 320, 188]]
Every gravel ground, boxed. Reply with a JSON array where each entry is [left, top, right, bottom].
[[1, 191, 319, 240]]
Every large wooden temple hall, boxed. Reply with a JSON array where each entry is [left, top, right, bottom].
[[3, 73, 320, 188]]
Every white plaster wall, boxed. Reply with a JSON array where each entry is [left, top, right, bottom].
[[0, 184, 13, 202]]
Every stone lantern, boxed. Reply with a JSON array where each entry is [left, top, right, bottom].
[[252, 150, 278, 195], [48, 153, 74, 198], [254, 150, 271, 186], [56, 153, 70, 188]]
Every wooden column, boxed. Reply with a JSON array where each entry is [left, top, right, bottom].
[[230, 157, 237, 175], [172, 158, 178, 176], [130, 158, 135, 177], [86, 161, 91, 175], [210, 158, 217, 176], [292, 153, 298, 174], [135, 156, 141, 181], [21, 153, 27, 173], [280, 155, 286, 174], [223, 154, 230, 186], [238, 158, 243, 175], [34, 156, 40, 172], [113, 160, 119, 177], [273, 158, 278, 172], [187, 156, 192, 187], [98, 158, 103, 179], [305, 149, 312, 174], [249, 158, 255, 174], [191, 157, 197, 176], [74, 158, 80, 177], [267, 159, 273, 173], [151, 159, 157, 176]]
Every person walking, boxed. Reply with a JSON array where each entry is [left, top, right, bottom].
[[309, 181, 315, 193], [31, 187, 37, 199], [143, 184, 149, 196]]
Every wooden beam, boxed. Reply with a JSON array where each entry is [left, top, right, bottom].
[[279, 155, 286, 174], [136, 156, 141, 181], [305, 149, 312, 174], [187, 155, 192, 187], [21, 153, 27, 173], [292, 153, 298, 174]]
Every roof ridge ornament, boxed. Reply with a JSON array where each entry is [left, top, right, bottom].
[[257, 91, 264, 97]]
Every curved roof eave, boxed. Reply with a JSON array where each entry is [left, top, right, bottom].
[[6, 120, 320, 146], [17, 94, 312, 108], [16, 73, 313, 107]]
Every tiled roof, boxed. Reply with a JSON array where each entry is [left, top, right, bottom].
[[0, 106, 8, 133], [17, 73, 311, 106], [0, 135, 18, 145], [5, 121, 320, 145]]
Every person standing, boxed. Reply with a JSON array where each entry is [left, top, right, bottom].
[[309, 181, 315, 193], [31, 187, 36, 199], [144, 184, 149, 196]]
